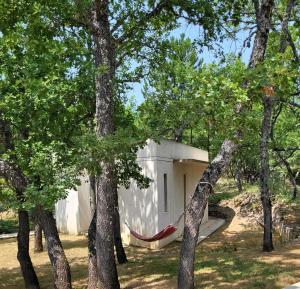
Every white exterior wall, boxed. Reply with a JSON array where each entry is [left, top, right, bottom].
[[55, 188, 80, 234], [55, 175, 91, 235], [119, 139, 209, 249], [55, 138, 209, 249], [118, 157, 159, 249]]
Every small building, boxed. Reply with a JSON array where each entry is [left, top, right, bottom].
[[55, 139, 209, 249]]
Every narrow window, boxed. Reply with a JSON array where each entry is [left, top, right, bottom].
[[164, 173, 168, 212]]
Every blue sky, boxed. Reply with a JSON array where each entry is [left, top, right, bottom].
[[128, 21, 252, 106]]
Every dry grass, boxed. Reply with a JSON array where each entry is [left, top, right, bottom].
[[1, 211, 300, 289]]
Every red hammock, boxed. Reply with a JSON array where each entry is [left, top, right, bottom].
[[125, 212, 184, 242], [127, 224, 177, 242], [125, 182, 213, 242]]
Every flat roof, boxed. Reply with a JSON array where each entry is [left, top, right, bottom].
[[173, 159, 209, 165]]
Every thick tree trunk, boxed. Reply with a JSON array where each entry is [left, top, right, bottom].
[[178, 1, 274, 288], [178, 140, 238, 289], [260, 96, 274, 252], [88, 211, 98, 289], [34, 223, 43, 253], [17, 209, 40, 289], [90, 1, 120, 288], [249, 0, 274, 68], [113, 186, 128, 264], [95, 164, 119, 289], [40, 209, 72, 289]]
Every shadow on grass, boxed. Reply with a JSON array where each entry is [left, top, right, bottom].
[[1, 212, 300, 289]]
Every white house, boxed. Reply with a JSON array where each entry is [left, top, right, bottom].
[[55, 139, 209, 249]]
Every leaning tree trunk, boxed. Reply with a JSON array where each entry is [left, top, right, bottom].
[[88, 211, 98, 289], [113, 185, 128, 264], [90, 1, 120, 288], [178, 1, 274, 288], [260, 95, 274, 252], [40, 209, 72, 289], [178, 140, 238, 288], [17, 208, 41, 289]]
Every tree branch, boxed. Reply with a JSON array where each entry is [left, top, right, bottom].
[[0, 158, 27, 191]]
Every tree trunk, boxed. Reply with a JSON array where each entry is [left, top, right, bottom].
[[260, 96, 274, 252], [178, 140, 238, 289], [95, 164, 119, 289], [0, 118, 39, 288], [277, 154, 298, 199], [90, 1, 120, 288], [235, 160, 243, 193], [88, 211, 98, 289], [89, 175, 97, 214], [113, 185, 128, 264], [34, 223, 43, 253], [40, 209, 72, 289], [178, 1, 274, 287], [276, 0, 297, 200], [17, 209, 40, 289]]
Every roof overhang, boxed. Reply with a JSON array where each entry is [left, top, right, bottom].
[[173, 159, 209, 165]]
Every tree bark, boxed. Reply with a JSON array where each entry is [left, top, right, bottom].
[[275, 151, 298, 199], [113, 185, 128, 264], [286, 164, 298, 200], [40, 209, 72, 289], [249, 0, 274, 68], [88, 175, 98, 289], [274, 0, 297, 200], [0, 121, 40, 288], [178, 1, 274, 288], [89, 175, 97, 214], [235, 160, 243, 193], [34, 223, 43, 253], [260, 96, 274, 252], [90, 1, 120, 288], [17, 208, 41, 289], [178, 140, 238, 289], [88, 211, 98, 289]]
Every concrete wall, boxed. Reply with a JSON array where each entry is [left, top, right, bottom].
[[55, 188, 80, 234], [155, 161, 208, 248], [118, 157, 159, 249], [55, 139, 209, 249], [119, 139, 209, 249], [137, 139, 208, 163], [55, 175, 91, 234]]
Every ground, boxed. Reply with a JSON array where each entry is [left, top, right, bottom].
[[1, 180, 300, 288], [1, 212, 300, 288]]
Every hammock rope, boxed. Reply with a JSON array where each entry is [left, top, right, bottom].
[[124, 181, 213, 242]]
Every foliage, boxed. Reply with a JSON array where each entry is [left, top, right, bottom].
[[139, 37, 249, 159], [0, 218, 19, 234]]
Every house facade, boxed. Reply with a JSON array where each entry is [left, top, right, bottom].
[[55, 139, 209, 249]]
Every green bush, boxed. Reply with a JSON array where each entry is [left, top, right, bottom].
[[0, 218, 18, 234]]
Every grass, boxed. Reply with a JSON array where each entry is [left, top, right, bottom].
[[1, 220, 300, 289], [1, 178, 300, 288], [210, 178, 260, 205]]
